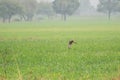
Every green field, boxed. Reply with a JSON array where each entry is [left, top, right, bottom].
[[0, 19, 120, 80]]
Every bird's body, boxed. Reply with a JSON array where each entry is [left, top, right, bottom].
[[68, 40, 76, 49]]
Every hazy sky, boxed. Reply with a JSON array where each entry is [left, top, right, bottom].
[[37, 0, 99, 8], [90, 0, 99, 8]]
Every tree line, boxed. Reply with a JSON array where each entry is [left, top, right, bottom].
[[0, 0, 120, 22], [98, 0, 120, 20]]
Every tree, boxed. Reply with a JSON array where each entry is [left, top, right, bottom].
[[19, 0, 37, 21], [36, 2, 55, 19], [0, 1, 9, 22], [78, 0, 95, 15], [116, 0, 120, 12], [97, 0, 119, 20], [52, 0, 80, 21], [0, 0, 23, 22]]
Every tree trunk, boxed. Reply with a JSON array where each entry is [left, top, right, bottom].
[[61, 14, 64, 20], [8, 16, 11, 23], [20, 16, 23, 21], [22, 15, 27, 21], [2, 18, 5, 23], [63, 13, 67, 21], [108, 10, 111, 20]]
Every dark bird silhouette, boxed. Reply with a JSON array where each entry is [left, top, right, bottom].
[[68, 40, 76, 49]]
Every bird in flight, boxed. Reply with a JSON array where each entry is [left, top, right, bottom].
[[68, 40, 76, 49]]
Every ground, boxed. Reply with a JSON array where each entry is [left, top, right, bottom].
[[0, 19, 120, 80]]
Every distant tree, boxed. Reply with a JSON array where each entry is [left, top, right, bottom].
[[36, 2, 55, 19], [52, 0, 80, 21], [116, 0, 120, 12], [0, 0, 23, 22], [97, 0, 119, 20], [0, 1, 8, 22], [19, 0, 37, 21], [77, 0, 95, 15]]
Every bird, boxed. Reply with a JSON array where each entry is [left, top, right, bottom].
[[68, 40, 76, 49]]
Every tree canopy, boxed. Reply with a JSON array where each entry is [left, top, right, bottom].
[[0, 0, 23, 22], [19, 0, 37, 21], [52, 0, 80, 20], [37, 2, 55, 18], [97, 0, 120, 20]]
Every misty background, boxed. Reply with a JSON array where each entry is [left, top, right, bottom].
[[0, 0, 120, 22], [37, 0, 99, 8]]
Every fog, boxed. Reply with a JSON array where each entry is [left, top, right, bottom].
[[90, 0, 99, 8], [0, 0, 120, 22], [37, 0, 99, 8]]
